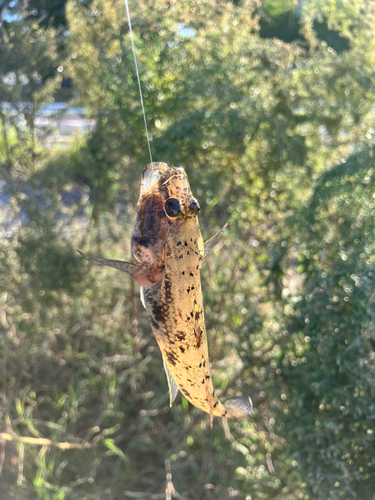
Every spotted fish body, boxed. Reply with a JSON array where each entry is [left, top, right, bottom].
[[80, 163, 252, 423]]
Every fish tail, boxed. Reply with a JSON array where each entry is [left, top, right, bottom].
[[223, 396, 253, 419]]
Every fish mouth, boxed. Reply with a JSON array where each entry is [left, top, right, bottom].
[[141, 162, 170, 194]]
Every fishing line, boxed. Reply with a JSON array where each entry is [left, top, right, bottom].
[[123, 0, 153, 164]]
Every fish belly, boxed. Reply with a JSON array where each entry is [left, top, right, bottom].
[[143, 231, 228, 418]]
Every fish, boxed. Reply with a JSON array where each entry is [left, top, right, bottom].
[[79, 162, 252, 425]]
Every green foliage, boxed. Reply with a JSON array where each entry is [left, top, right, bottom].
[[1, 0, 375, 499], [284, 143, 375, 499]]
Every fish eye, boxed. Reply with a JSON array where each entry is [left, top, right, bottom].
[[165, 198, 181, 218]]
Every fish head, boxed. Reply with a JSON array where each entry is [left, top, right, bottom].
[[140, 163, 200, 218], [157, 165, 200, 219], [131, 163, 201, 283]]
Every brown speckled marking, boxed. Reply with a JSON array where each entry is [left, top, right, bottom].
[[194, 299, 201, 348]]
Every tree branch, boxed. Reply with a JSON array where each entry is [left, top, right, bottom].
[[0, 433, 92, 451]]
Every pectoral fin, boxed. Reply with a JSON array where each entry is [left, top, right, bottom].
[[203, 223, 228, 258], [163, 358, 179, 407], [77, 250, 159, 286]]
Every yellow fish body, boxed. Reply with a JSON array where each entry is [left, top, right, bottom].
[[80, 163, 252, 424]]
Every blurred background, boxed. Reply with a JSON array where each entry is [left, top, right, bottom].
[[1, 0, 375, 499]]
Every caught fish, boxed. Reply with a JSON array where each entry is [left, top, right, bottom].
[[79, 163, 252, 425]]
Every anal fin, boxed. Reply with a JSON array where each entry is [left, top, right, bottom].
[[163, 358, 179, 407]]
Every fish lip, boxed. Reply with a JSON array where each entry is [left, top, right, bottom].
[[141, 162, 170, 193], [188, 196, 200, 215]]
